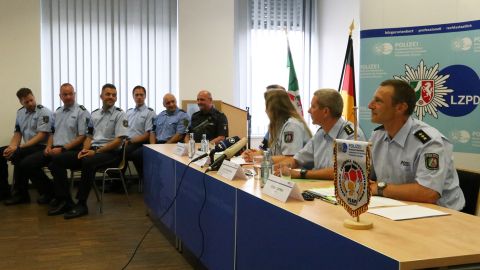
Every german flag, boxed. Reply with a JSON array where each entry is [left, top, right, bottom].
[[338, 34, 356, 123]]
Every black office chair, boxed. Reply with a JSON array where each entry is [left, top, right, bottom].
[[99, 141, 131, 213], [457, 169, 480, 215]]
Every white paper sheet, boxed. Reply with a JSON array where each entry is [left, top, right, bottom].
[[369, 196, 408, 208], [367, 205, 450, 220]]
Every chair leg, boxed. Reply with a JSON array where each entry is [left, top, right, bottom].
[[99, 172, 107, 213], [120, 172, 131, 207]]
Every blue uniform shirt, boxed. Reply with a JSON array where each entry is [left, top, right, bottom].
[[89, 106, 128, 147], [271, 117, 311, 156], [52, 103, 90, 146], [294, 118, 366, 170], [15, 104, 53, 144], [126, 104, 156, 139], [370, 117, 465, 210], [153, 108, 190, 142]]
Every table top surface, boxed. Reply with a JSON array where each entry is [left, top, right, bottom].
[[146, 144, 480, 269]]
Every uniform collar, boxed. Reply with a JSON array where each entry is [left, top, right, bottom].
[[63, 103, 77, 112], [326, 118, 345, 139], [385, 116, 413, 148], [135, 104, 146, 112], [165, 108, 178, 116], [102, 106, 116, 115]]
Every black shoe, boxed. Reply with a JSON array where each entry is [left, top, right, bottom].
[[48, 200, 72, 216], [48, 198, 61, 208], [4, 194, 31, 206], [64, 204, 88, 219], [37, 194, 53, 205]]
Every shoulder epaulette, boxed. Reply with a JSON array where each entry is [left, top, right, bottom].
[[344, 125, 354, 135], [127, 108, 133, 111], [37, 104, 44, 109], [179, 109, 186, 113], [374, 125, 384, 131], [148, 107, 154, 111], [92, 108, 100, 113], [56, 106, 62, 111], [18, 106, 23, 111], [414, 129, 431, 144], [116, 107, 123, 111], [79, 105, 86, 111]]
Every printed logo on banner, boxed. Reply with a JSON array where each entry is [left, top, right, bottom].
[[338, 160, 367, 206], [394, 60, 480, 120], [394, 60, 453, 120]]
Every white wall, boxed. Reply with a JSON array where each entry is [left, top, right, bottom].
[[0, 0, 41, 145], [316, 0, 360, 90], [178, 0, 235, 103]]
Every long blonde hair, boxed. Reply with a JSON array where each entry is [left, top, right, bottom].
[[264, 90, 312, 148]]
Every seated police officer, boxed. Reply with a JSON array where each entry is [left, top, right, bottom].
[[124, 85, 156, 180], [59, 83, 128, 219], [368, 79, 465, 210], [1, 88, 52, 205], [150, 93, 190, 144], [185, 90, 228, 145], [39, 83, 90, 215]]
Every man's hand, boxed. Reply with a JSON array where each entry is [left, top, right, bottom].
[[78, 149, 95, 159], [242, 149, 261, 162], [369, 180, 377, 196], [3, 145, 18, 159], [48, 147, 63, 156]]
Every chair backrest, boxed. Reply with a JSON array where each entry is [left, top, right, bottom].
[[458, 169, 480, 215], [117, 140, 128, 170]]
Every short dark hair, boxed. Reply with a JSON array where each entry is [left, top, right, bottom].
[[101, 83, 116, 94], [16, 88, 33, 99], [380, 79, 416, 116], [132, 85, 146, 95], [266, 84, 286, 91]]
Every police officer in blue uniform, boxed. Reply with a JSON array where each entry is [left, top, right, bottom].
[[54, 84, 128, 219], [150, 93, 190, 144], [124, 85, 156, 179], [275, 89, 366, 180], [1, 88, 53, 204], [185, 90, 228, 145], [24, 83, 91, 215], [368, 79, 465, 210]]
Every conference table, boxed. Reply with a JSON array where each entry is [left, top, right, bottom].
[[143, 144, 480, 270]]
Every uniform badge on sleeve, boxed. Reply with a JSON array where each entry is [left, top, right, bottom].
[[123, 120, 129, 127], [284, 131, 294, 143], [43, 116, 50, 123], [424, 153, 439, 170]]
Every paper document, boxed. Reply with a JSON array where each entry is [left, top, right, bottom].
[[367, 205, 450, 221], [369, 196, 407, 208], [229, 156, 250, 165], [308, 187, 335, 197]]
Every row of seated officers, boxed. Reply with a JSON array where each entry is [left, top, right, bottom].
[[0, 79, 465, 220]]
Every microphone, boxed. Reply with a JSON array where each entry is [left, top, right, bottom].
[[191, 117, 212, 133], [209, 136, 241, 163], [190, 152, 209, 163], [206, 137, 247, 172]]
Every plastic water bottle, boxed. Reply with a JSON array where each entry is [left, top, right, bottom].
[[188, 133, 196, 158], [260, 149, 271, 187], [201, 134, 209, 153]]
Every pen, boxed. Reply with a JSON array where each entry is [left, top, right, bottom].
[[317, 195, 338, 205]]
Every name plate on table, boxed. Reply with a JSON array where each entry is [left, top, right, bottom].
[[174, 143, 188, 156], [262, 174, 304, 203], [217, 159, 247, 181], [192, 151, 210, 167]]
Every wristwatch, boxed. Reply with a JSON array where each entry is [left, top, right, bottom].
[[300, 168, 308, 179], [377, 181, 387, 197]]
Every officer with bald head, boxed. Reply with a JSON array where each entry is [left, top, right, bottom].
[[185, 90, 228, 145], [150, 93, 190, 144]]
